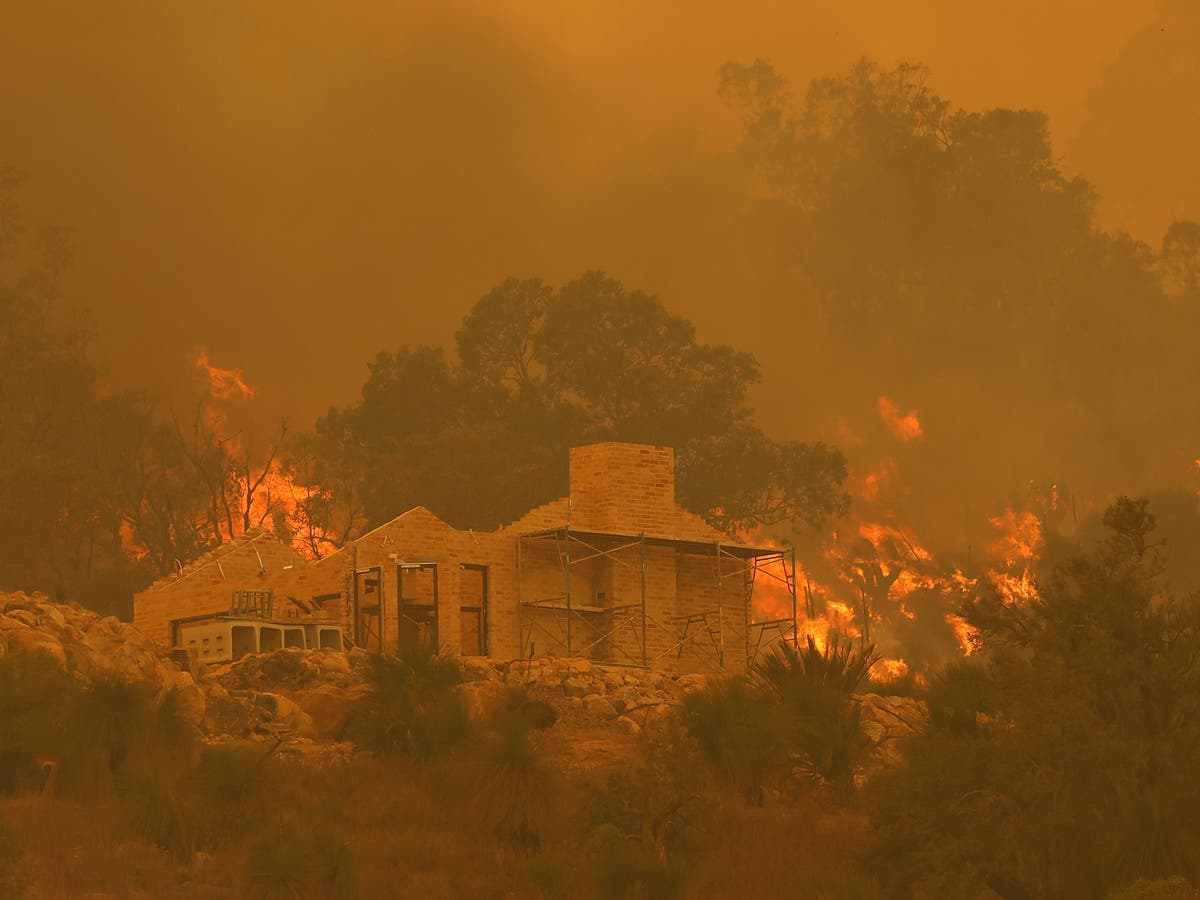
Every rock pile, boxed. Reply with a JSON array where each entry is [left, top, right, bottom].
[[1, 592, 927, 762], [204, 646, 370, 742], [461, 655, 709, 735], [0, 591, 207, 727]]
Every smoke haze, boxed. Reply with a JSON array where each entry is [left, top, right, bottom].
[[3, 1, 1197, 562]]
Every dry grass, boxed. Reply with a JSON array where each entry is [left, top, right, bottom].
[[0, 730, 878, 899]]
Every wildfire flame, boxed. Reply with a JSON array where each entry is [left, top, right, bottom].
[[189, 348, 338, 561], [195, 351, 255, 401], [877, 396, 922, 442], [985, 508, 1042, 605], [987, 509, 1042, 569]]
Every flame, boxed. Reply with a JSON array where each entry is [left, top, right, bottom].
[[946, 613, 977, 656], [857, 459, 898, 502], [988, 570, 1039, 606], [119, 521, 149, 563], [195, 351, 255, 401], [875, 657, 910, 681], [877, 396, 922, 442], [746, 402, 1053, 676], [987, 509, 1042, 568], [985, 508, 1042, 605], [188, 349, 339, 560]]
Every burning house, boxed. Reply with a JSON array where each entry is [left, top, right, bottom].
[[133, 442, 798, 672]]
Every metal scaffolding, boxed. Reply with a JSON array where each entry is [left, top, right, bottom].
[[516, 526, 798, 672]]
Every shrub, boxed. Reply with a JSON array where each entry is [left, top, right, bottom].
[[582, 722, 713, 867], [474, 713, 554, 855], [586, 823, 687, 900], [121, 773, 193, 864], [243, 818, 356, 900], [924, 659, 996, 737], [681, 676, 783, 806], [0, 652, 74, 795], [346, 646, 469, 759], [0, 812, 22, 900]]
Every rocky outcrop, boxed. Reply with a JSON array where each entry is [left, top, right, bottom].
[[0, 592, 206, 723], [478, 656, 695, 733], [203, 646, 370, 741], [2, 592, 928, 768]]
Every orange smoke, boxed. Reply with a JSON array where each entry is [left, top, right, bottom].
[[877, 396, 922, 442]]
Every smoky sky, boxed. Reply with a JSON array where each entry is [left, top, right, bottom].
[[3, 0, 1196, 555]]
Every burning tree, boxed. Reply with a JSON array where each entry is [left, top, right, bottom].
[[868, 497, 1200, 897]]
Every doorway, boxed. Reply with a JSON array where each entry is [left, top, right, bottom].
[[353, 567, 383, 651], [397, 563, 438, 655], [460, 564, 488, 656]]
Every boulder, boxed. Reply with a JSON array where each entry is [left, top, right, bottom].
[[518, 699, 558, 730], [600, 669, 625, 692], [675, 673, 708, 695], [298, 685, 358, 739], [77, 617, 165, 685], [5, 609, 39, 628], [582, 694, 617, 720], [562, 677, 591, 698], [160, 670, 207, 730], [254, 691, 316, 737], [614, 715, 642, 736], [4, 627, 66, 666], [313, 650, 352, 677], [856, 693, 929, 742], [462, 657, 501, 682], [608, 685, 642, 714], [458, 680, 511, 721]]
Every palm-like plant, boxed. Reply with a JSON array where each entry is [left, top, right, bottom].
[[756, 634, 881, 802], [348, 644, 468, 759], [756, 633, 879, 699]]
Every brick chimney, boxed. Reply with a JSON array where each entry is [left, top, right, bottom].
[[568, 443, 676, 537]]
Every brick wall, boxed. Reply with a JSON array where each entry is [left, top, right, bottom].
[[132, 442, 767, 673], [132, 531, 312, 647]]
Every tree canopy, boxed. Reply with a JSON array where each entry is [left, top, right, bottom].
[[300, 271, 849, 536], [719, 58, 1200, 510]]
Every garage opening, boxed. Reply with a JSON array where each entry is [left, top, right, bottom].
[[259, 627, 283, 652], [231, 626, 257, 661]]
